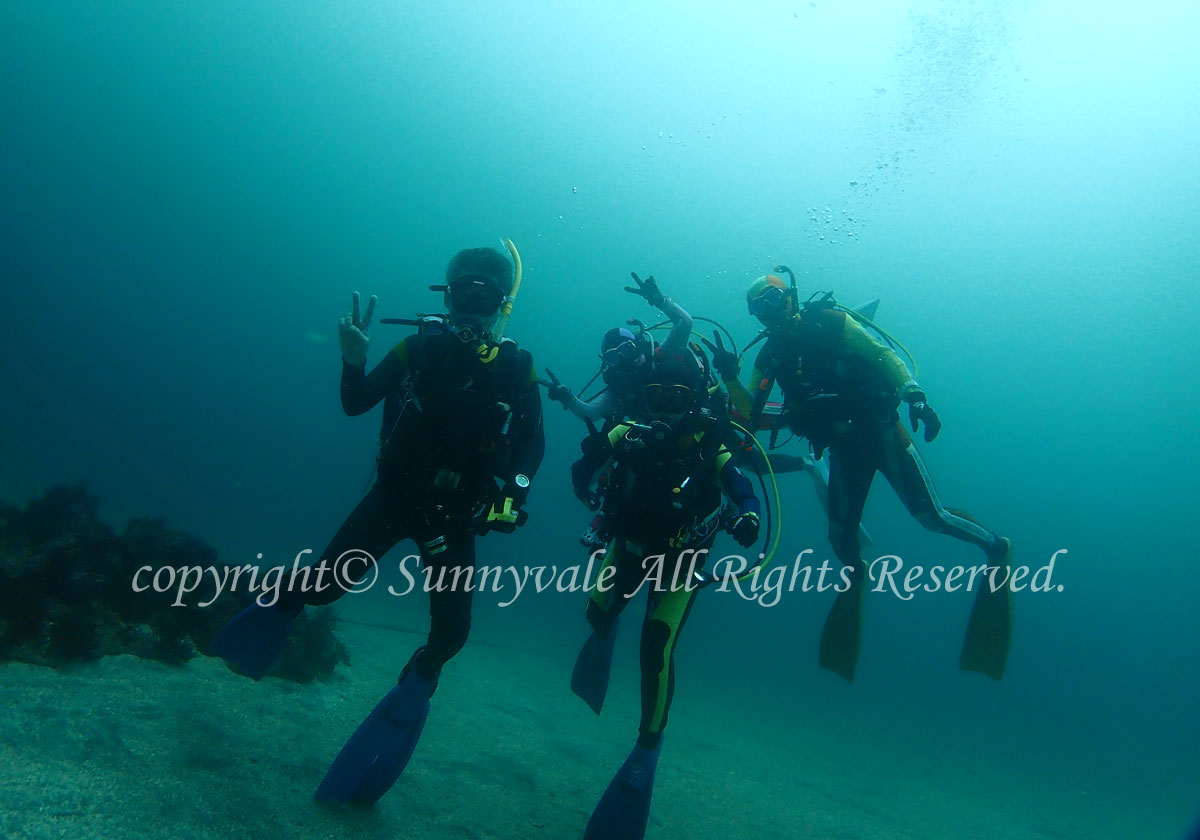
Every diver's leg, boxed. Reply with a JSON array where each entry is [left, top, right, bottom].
[[419, 527, 476, 678], [281, 481, 411, 609], [818, 436, 877, 683], [212, 481, 407, 679], [572, 541, 641, 714], [766, 452, 815, 474], [876, 420, 1012, 679], [583, 570, 694, 840], [314, 517, 470, 806], [826, 436, 876, 567], [877, 421, 1001, 551], [637, 578, 698, 747], [586, 539, 644, 630]]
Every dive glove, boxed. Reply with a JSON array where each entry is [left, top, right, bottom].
[[700, 332, 740, 380], [625, 272, 666, 308], [907, 399, 942, 443], [731, 511, 760, 548], [540, 368, 574, 408]]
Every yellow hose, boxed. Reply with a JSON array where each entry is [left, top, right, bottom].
[[730, 421, 783, 582], [494, 237, 522, 339], [843, 308, 920, 378]]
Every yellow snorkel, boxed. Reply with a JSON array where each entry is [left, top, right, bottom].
[[493, 237, 523, 340]]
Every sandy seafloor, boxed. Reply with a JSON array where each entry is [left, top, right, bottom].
[[0, 600, 1189, 840]]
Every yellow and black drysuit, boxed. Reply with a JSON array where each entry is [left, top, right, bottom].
[[725, 303, 1011, 681], [570, 415, 760, 748]]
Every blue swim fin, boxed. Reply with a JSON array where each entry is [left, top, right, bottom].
[[314, 655, 437, 806], [584, 739, 662, 840], [571, 618, 618, 715], [210, 602, 296, 680]]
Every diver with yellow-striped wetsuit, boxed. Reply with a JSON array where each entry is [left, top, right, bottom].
[[721, 271, 1012, 683], [569, 349, 760, 840]]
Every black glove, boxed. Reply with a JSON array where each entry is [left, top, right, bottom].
[[625, 272, 665, 308], [908, 400, 942, 442], [539, 368, 574, 408], [730, 511, 760, 548], [700, 332, 740, 380]]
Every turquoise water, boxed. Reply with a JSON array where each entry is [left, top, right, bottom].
[[2, 2, 1197, 838]]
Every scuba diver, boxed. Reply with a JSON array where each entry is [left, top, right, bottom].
[[545, 272, 693, 423], [544, 272, 694, 549], [568, 351, 761, 840], [723, 269, 1012, 683], [210, 244, 545, 806], [706, 319, 879, 551]]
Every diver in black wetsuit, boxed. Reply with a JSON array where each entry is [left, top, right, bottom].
[[302, 266, 544, 674], [211, 245, 544, 806]]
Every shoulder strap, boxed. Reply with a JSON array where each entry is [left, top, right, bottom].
[[492, 340, 534, 392]]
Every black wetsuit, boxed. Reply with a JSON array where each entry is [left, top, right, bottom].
[[280, 330, 544, 679]]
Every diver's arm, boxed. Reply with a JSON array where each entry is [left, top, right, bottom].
[[570, 442, 612, 504], [657, 295, 694, 357], [838, 314, 940, 438], [566, 389, 615, 422], [341, 341, 408, 416], [840, 314, 919, 399], [706, 331, 755, 417], [625, 273, 692, 355], [717, 449, 761, 517], [735, 341, 782, 425], [570, 452, 605, 497], [570, 424, 625, 501], [731, 365, 780, 430], [506, 378, 546, 485], [726, 371, 758, 419], [718, 447, 762, 548]]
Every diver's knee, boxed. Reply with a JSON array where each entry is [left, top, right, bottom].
[[913, 509, 945, 533], [828, 523, 859, 566]]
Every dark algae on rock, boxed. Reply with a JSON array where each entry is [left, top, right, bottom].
[[0, 484, 347, 682]]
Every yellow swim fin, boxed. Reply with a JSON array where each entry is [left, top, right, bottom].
[[818, 569, 866, 683], [959, 538, 1014, 680]]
